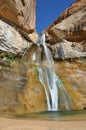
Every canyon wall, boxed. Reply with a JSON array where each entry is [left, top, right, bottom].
[[0, 0, 38, 114], [0, 0, 38, 59], [0, 0, 86, 114], [44, 0, 86, 60], [24, 0, 86, 112], [40, 0, 86, 111], [0, 0, 36, 32]]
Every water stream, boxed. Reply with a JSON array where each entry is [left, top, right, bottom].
[[0, 33, 85, 115], [0, 41, 86, 115], [36, 34, 58, 111], [33, 34, 77, 111]]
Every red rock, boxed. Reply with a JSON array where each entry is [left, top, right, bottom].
[[43, 0, 86, 60], [0, 0, 36, 33], [44, 0, 86, 44]]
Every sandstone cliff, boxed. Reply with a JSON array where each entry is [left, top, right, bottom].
[[44, 0, 86, 60], [0, 0, 36, 33], [0, 0, 37, 114], [0, 0, 38, 60], [0, 19, 32, 56], [0, 0, 86, 114]]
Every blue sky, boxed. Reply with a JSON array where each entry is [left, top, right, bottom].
[[36, 0, 76, 34]]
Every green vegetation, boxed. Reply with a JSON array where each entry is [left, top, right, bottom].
[[33, 66, 38, 72], [0, 51, 17, 62]]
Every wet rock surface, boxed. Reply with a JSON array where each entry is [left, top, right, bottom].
[[55, 59, 86, 110], [0, 60, 28, 115], [0, 59, 86, 114]]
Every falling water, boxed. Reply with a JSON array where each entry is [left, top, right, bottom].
[[38, 67, 51, 110], [37, 34, 58, 111], [32, 34, 76, 111], [32, 50, 36, 62], [37, 34, 54, 70]]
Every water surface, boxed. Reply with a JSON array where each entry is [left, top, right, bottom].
[[15, 110, 86, 121]]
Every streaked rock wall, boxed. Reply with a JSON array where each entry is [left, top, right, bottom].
[[44, 0, 86, 60], [0, 0, 36, 33]]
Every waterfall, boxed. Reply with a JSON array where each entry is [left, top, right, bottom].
[[37, 34, 58, 111], [38, 67, 51, 110], [37, 34, 54, 70], [32, 33, 76, 111]]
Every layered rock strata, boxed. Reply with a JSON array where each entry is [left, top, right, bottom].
[[44, 0, 86, 60], [0, 19, 32, 56], [0, 0, 86, 114], [0, 0, 37, 59], [0, 0, 36, 33]]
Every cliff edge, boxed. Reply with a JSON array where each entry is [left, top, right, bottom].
[[44, 0, 86, 60]]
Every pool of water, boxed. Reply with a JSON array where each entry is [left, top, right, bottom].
[[15, 110, 86, 121]]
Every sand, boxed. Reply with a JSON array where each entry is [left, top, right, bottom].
[[0, 118, 86, 130]]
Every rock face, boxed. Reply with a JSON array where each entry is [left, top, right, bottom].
[[0, 61, 47, 114], [0, 0, 86, 114], [55, 59, 86, 110], [0, 0, 37, 58], [0, 19, 32, 56], [23, 66, 47, 112], [0, 60, 31, 115], [0, 59, 86, 114], [0, 0, 38, 114], [44, 0, 86, 60], [0, 0, 36, 33], [51, 40, 86, 60]]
